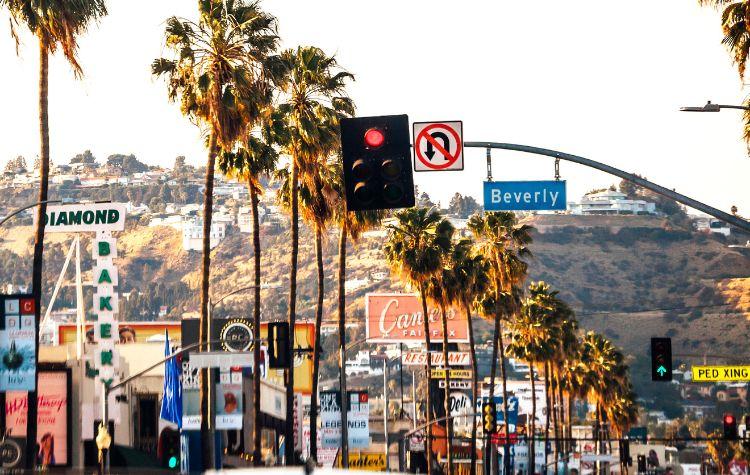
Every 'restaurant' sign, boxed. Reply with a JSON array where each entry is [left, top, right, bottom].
[[365, 293, 469, 343], [36, 202, 127, 233], [403, 351, 471, 367]]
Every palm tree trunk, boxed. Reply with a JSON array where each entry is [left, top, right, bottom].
[[464, 303, 478, 475], [249, 181, 262, 466], [550, 365, 559, 472], [337, 224, 349, 468], [529, 361, 537, 475], [27, 39, 50, 471], [419, 287, 433, 475], [439, 304, 452, 474], [544, 362, 551, 471], [284, 160, 299, 465], [486, 309, 499, 472], [498, 321, 512, 474], [309, 223, 325, 463], [567, 394, 574, 460], [200, 131, 218, 469]]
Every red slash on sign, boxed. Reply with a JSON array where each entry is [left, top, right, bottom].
[[413, 121, 464, 171]]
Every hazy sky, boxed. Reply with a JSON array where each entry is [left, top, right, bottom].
[[1, 1, 749, 213]]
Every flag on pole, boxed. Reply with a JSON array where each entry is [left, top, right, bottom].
[[160, 330, 182, 428]]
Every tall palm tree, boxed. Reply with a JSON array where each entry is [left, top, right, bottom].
[[3, 0, 107, 467], [384, 207, 454, 475], [269, 46, 354, 463], [152, 1, 277, 466], [331, 163, 384, 467], [443, 239, 490, 473], [218, 134, 278, 466], [468, 211, 532, 474], [424, 244, 460, 473], [508, 282, 560, 472], [276, 155, 339, 463]]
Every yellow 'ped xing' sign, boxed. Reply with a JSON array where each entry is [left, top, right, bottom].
[[692, 366, 750, 382]]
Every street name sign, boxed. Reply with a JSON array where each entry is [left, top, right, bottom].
[[430, 368, 472, 379], [439, 380, 472, 389], [37, 202, 127, 233], [189, 351, 253, 369], [692, 365, 750, 382], [413, 121, 464, 171], [484, 180, 566, 211], [403, 351, 471, 367]]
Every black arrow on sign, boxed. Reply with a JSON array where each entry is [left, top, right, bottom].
[[424, 131, 450, 160]]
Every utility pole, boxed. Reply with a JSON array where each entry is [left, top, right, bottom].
[[383, 358, 389, 471]]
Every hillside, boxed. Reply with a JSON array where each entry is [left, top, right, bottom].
[[1, 215, 748, 362]]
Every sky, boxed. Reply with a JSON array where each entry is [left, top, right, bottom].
[[1, 0, 749, 214]]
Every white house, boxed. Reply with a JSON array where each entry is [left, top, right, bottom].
[[694, 216, 731, 236], [238, 206, 266, 233], [568, 189, 656, 215], [344, 277, 370, 294], [182, 216, 227, 251]]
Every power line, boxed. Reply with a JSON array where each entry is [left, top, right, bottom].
[[577, 302, 748, 316]]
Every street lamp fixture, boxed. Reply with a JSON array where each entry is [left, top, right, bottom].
[[680, 100, 749, 112]]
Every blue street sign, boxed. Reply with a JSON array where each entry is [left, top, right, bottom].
[[484, 180, 566, 211]]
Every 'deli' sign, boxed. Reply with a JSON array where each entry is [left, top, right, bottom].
[[37, 202, 126, 233]]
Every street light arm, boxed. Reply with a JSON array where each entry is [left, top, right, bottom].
[[465, 142, 750, 233], [211, 284, 262, 309], [0, 199, 61, 228]]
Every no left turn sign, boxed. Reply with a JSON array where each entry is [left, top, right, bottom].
[[413, 121, 464, 172]]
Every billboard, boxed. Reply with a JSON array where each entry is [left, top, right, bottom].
[[5, 368, 71, 467], [365, 293, 469, 343], [58, 322, 182, 345], [0, 295, 36, 391], [319, 390, 370, 449]]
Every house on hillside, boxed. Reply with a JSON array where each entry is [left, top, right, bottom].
[[182, 216, 226, 251], [569, 189, 656, 215], [693, 216, 731, 237]]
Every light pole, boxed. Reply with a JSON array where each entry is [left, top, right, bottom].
[[0, 199, 62, 228], [679, 100, 750, 112]]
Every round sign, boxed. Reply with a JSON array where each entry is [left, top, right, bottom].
[[219, 319, 253, 352], [1, 439, 22, 468]]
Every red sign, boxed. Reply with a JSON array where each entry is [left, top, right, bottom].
[[402, 351, 471, 366], [491, 433, 519, 445], [365, 293, 469, 343], [413, 121, 464, 171]]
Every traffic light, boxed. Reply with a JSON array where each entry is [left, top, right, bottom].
[[340, 114, 415, 211], [724, 413, 738, 440], [482, 402, 497, 434], [158, 428, 180, 470], [650, 337, 672, 382], [744, 415, 750, 449], [268, 322, 290, 369]]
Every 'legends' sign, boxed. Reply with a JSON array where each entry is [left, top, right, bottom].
[[37, 203, 127, 233]]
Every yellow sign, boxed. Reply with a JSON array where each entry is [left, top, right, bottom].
[[692, 366, 750, 382], [335, 452, 386, 471], [430, 368, 473, 379]]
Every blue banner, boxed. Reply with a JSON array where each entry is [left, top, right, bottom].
[[160, 330, 182, 427], [484, 180, 566, 211]]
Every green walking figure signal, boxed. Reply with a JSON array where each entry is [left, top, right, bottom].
[[651, 337, 672, 382]]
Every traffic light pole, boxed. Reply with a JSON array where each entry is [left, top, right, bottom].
[[465, 142, 750, 233]]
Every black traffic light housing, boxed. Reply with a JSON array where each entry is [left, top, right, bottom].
[[158, 427, 180, 470], [268, 322, 290, 369], [482, 402, 497, 434], [724, 413, 738, 440], [650, 337, 672, 382], [340, 114, 415, 211]]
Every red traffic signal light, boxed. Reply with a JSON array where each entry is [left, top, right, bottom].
[[724, 413, 738, 440], [340, 115, 415, 212], [364, 128, 385, 149]]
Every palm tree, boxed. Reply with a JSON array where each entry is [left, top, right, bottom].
[[508, 282, 560, 472], [468, 211, 532, 474], [384, 207, 454, 475], [276, 155, 340, 463], [424, 245, 461, 473], [697, 0, 750, 150], [152, 1, 277, 466], [2, 0, 106, 467], [269, 46, 354, 463], [218, 134, 277, 466], [331, 163, 384, 467], [443, 239, 490, 473]]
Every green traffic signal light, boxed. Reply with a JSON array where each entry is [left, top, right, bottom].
[[168, 456, 178, 469]]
